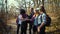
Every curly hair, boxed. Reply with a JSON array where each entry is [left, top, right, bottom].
[[20, 9, 26, 14]]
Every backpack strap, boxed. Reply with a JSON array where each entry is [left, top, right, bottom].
[[40, 15, 42, 23]]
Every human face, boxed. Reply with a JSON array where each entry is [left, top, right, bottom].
[[30, 8, 34, 12], [39, 11, 43, 14], [34, 10, 36, 14]]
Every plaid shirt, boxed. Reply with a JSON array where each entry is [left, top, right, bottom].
[[38, 13, 46, 25]]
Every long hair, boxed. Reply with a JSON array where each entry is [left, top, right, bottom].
[[40, 6, 46, 14]]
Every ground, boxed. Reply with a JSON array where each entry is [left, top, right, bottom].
[[6, 18, 60, 34]]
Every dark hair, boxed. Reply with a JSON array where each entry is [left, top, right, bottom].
[[20, 9, 26, 14], [31, 8, 33, 10], [40, 6, 46, 14], [31, 8, 34, 12]]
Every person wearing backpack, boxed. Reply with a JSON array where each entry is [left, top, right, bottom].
[[37, 7, 46, 34], [40, 5, 51, 27]]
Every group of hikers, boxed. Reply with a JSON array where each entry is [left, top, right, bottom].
[[16, 5, 51, 34]]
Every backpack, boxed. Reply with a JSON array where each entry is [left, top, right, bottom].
[[45, 15, 51, 26], [40, 14, 51, 27]]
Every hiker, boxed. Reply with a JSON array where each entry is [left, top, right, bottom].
[[31, 8, 39, 34], [28, 8, 34, 34], [20, 9, 28, 34], [37, 7, 46, 34], [16, 13, 22, 34]]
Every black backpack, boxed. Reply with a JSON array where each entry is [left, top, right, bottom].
[[45, 15, 51, 26], [41, 14, 51, 27]]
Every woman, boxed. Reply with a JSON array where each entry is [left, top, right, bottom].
[[16, 11, 23, 34], [19, 9, 28, 34], [31, 8, 39, 34], [37, 6, 46, 34]]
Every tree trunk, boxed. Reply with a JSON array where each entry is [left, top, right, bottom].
[[42, 0, 44, 6]]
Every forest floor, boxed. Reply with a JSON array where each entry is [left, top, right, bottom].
[[7, 17, 60, 34]]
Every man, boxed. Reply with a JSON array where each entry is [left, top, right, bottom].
[[28, 8, 34, 34]]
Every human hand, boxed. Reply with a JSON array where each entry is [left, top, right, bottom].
[[24, 18, 30, 21], [38, 27, 40, 32]]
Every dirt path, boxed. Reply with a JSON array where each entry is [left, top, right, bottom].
[[7, 18, 60, 34], [7, 18, 31, 34]]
